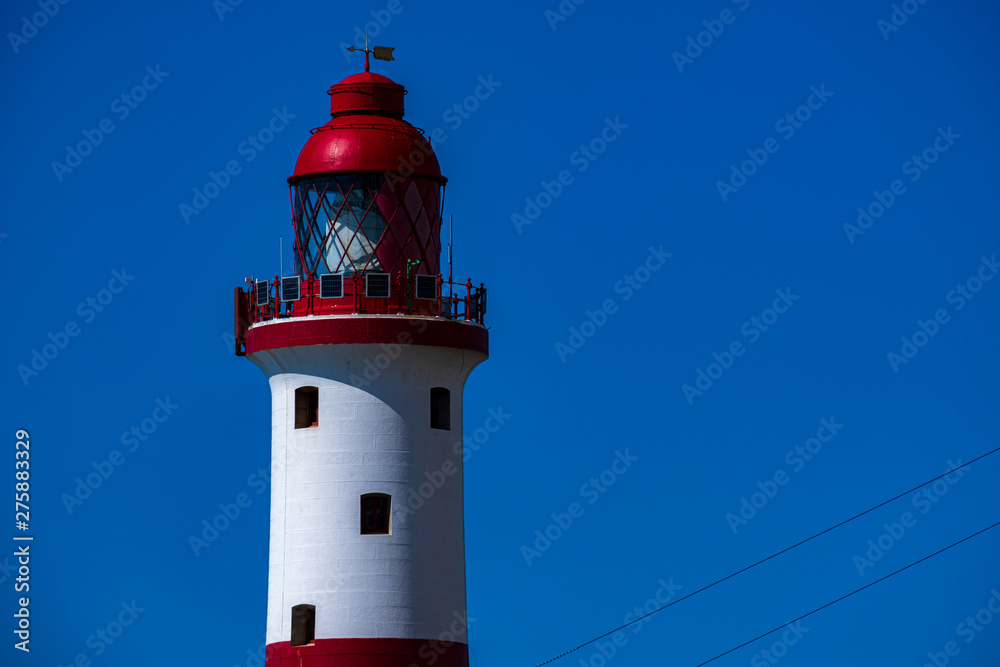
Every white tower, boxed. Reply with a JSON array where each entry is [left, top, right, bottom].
[[233, 65, 488, 667]]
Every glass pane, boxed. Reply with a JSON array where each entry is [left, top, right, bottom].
[[294, 176, 388, 277]]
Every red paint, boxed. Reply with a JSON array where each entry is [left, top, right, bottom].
[[291, 72, 444, 183], [328, 73, 405, 118], [266, 638, 468, 667], [243, 275, 486, 324], [245, 315, 488, 356]]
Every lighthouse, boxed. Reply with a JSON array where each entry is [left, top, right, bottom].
[[233, 54, 488, 667]]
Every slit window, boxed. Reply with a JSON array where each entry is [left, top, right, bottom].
[[295, 386, 319, 429], [360, 493, 391, 534], [431, 387, 451, 430], [290, 604, 316, 647]]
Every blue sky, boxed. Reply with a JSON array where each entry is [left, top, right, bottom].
[[3, 0, 999, 665]]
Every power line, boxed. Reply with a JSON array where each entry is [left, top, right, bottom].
[[693, 518, 1000, 666], [533, 445, 1000, 666]]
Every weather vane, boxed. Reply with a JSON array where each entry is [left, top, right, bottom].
[[347, 28, 395, 73]]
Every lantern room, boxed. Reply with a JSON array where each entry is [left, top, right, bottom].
[[289, 72, 446, 281]]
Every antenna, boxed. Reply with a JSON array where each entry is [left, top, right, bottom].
[[279, 236, 283, 278], [449, 214, 454, 299]]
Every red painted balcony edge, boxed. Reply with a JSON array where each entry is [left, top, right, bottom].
[[245, 315, 489, 357]]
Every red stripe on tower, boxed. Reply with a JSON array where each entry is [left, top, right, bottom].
[[266, 638, 469, 667]]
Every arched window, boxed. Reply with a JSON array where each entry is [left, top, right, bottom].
[[430, 387, 450, 430], [290, 604, 315, 647], [295, 386, 318, 429], [360, 493, 391, 535]]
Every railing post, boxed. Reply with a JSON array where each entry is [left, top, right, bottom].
[[307, 275, 314, 316], [479, 283, 486, 323], [436, 273, 443, 317], [464, 278, 472, 321], [274, 275, 282, 318], [354, 274, 361, 313]]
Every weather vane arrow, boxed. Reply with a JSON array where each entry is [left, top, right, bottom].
[[347, 28, 395, 72]]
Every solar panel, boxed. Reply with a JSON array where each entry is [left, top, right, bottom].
[[281, 276, 301, 302], [366, 272, 390, 298], [416, 275, 437, 300], [255, 280, 270, 307], [320, 273, 344, 299]]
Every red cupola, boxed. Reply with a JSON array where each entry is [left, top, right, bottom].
[[289, 71, 446, 280]]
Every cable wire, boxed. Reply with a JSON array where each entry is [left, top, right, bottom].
[[693, 519, 1000, 666], [533, 445, 1000, 666]]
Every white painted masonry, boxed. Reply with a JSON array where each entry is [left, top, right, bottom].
[[248, 339, 487, 646]]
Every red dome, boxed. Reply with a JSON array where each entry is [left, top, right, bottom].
[[290, 72, 444, 183]]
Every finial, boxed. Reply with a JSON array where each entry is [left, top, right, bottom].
[[346, 28, 396, 73]]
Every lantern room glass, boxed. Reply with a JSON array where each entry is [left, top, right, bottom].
[[291, 173, 444, 280], [293, 174, 388, 277]]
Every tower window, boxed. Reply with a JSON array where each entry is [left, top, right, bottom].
[[430, 387, 451, 430], [294, 386, 318, 429], [360, 493, 391, 534], [290, 604, 315, 647]]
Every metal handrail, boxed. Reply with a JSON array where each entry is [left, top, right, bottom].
[[237, 272, 486, 339]]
